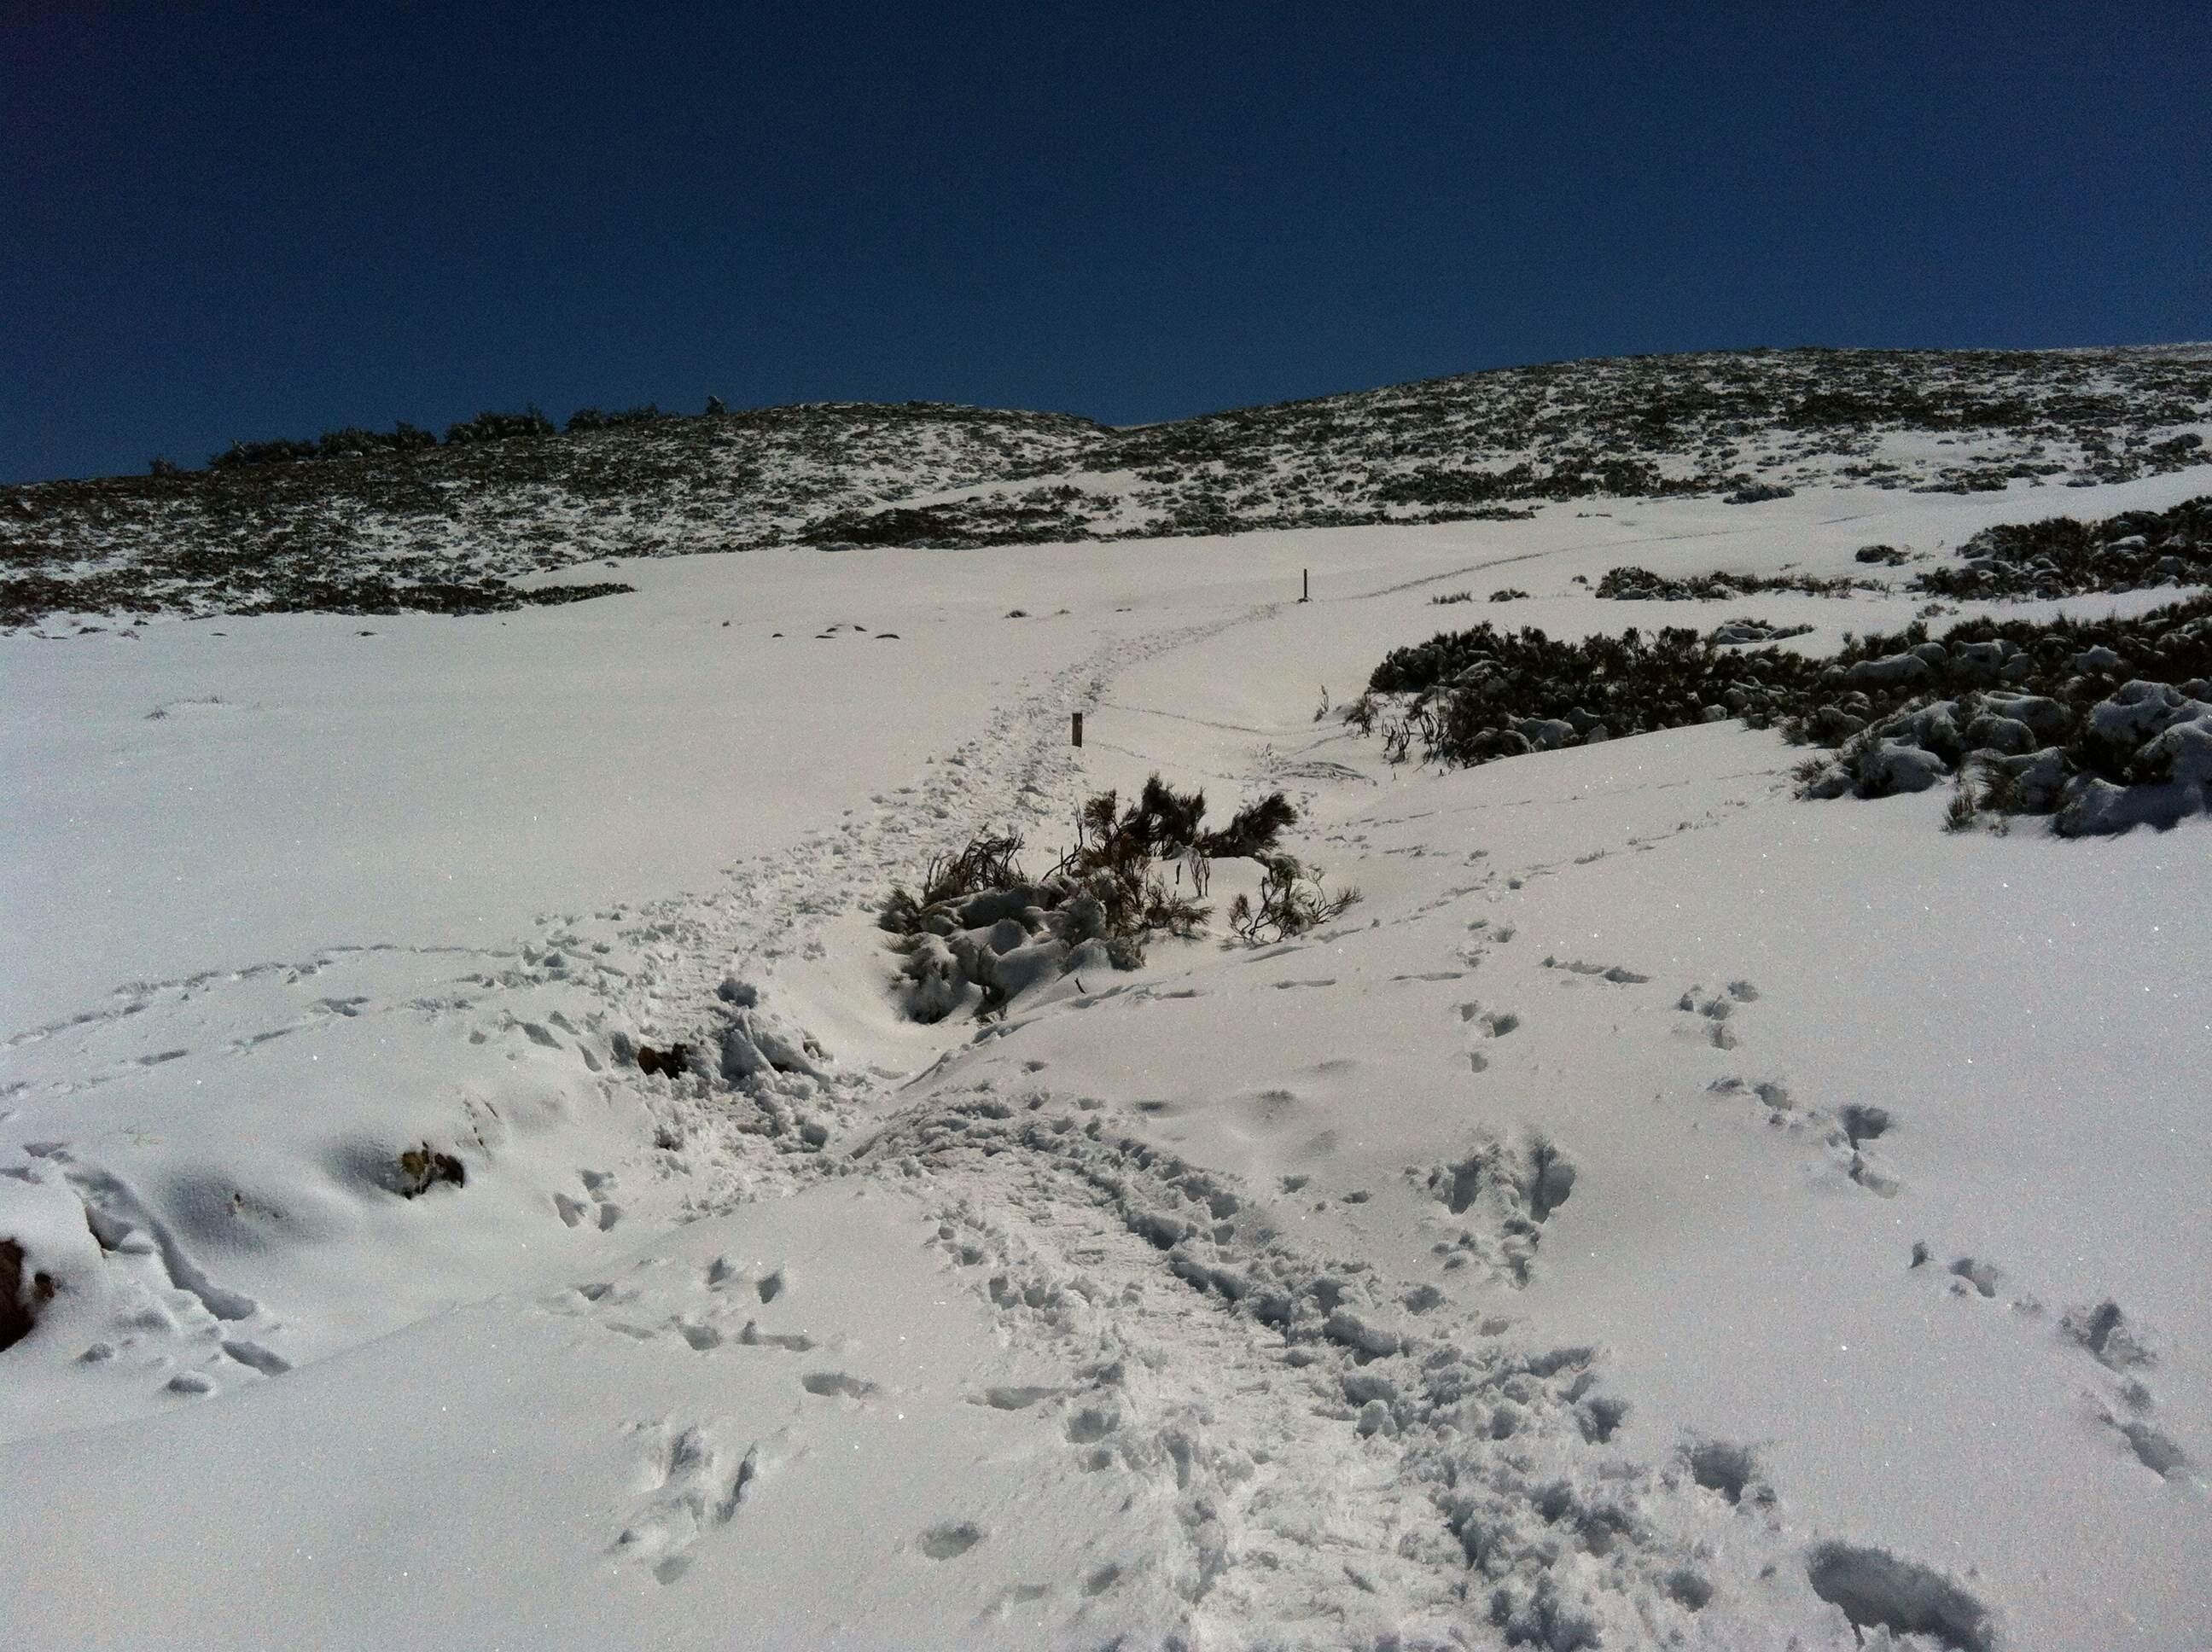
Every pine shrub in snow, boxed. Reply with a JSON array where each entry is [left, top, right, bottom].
[[1359, 595, 2212, 834], [1914, 494, 2212, 599], [882, 778, 1353, 1021], [1592, 564, 1874, 601]]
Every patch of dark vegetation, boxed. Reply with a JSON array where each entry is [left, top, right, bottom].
[[441, 407, 557, 446], [802, 485, 1120, 549], [1489, 587, 1530, 602], [1725, 480, 1794, 503], [1431, 590, 1475, 605], [210, 422, 441, 468], [394, 1145, 465, 1198], [1225, 853, 1360, 945], [882, 778, 1351, 1020], [0, 558, 632, 628], [1360, 596, 2212, 834], [564, 404, 678, 434], [1804, 1542, 1994, 1652], [1913, 494, 2211, 599], [1, 1236, 60, 1352], [1365, 620, 1813, 755], [1594, 565, 1877, 601]]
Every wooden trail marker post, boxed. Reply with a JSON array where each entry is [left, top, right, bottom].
[[1072, 711, 1083, 747], [1300, 568, 1309, 602]]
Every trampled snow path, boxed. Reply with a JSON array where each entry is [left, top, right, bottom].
[[590, 598, 1287, 1067], [859, 1086, 1850, 1647]]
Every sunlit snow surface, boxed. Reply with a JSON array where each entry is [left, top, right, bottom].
[[4, 474, 2208, 1649]]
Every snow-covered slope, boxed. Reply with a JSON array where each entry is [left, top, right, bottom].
[[3, 380, 2209, 1649]]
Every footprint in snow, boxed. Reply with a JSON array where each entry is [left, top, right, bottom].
[[221, 1338, 291, 1376], [800, 1370, 878, 1402], [1541, 957, 1651, 984], [1458, 1003, 1521, 1044], [969, 1384, 1062, 1411], [1676, 985, 1743, 1049], [917, 1521, 984, 1560], [614, 1420, 760, 1585]]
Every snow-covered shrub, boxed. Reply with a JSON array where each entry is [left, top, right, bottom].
[[882, 779, 1348, 1021], [1226, 855, 1359, 944], [1785, 597, 2212, 831], [1366, 593, 2212, 834], [1708, 616, 1813, 646], [1593, 565, 1873, 601], [1914, 494, 2211, 598], [1367, 620, 1814, 756], [1725, 480, 1795, 503]]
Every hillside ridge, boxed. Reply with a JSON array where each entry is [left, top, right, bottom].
[[6, 343, 2209, 625]]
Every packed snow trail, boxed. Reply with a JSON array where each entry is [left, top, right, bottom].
[[859, 1084, 1859, 1648]]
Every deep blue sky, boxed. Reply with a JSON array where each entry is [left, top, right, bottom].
[[5, 3, 2208, 483]]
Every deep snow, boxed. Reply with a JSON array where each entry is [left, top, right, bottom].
[[3, 472, 2208, 1649]]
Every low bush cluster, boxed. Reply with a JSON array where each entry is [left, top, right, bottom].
[[443, 407, 556, 446], [1356, 596, 2212, 835], [1787, 599, 2211, 835], [1366, 620, 1814, 740], [1593, 565, 1877, 601], [209, 422, 440, 469], [565, 404, 675, 433], [1912, 495, 2210, 599]]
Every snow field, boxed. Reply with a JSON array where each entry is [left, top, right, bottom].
[[3, 477, 2208, 1649]]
